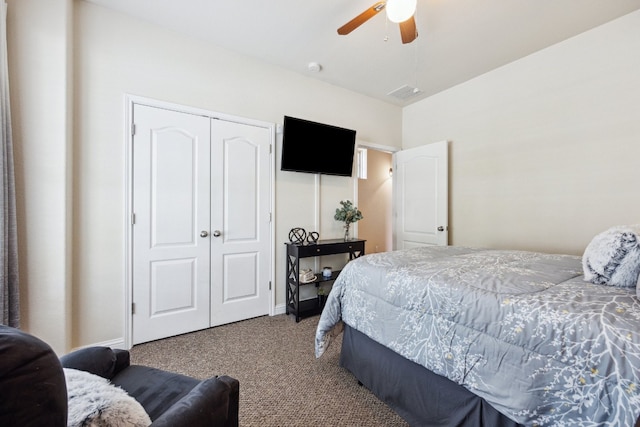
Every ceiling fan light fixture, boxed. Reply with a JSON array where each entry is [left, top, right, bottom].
[[385, 0, 416, 23]]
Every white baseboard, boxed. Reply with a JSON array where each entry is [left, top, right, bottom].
[[70, 337, 126, 353], [273, 303, 287, 315]]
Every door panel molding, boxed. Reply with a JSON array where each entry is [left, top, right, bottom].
[[150, 258, 197, 315], [222, 252, 259, 301]]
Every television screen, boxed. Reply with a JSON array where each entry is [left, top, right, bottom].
[[281, 116, 357, 177]]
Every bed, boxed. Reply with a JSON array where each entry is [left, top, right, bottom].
[[315, 231, 640, 426]]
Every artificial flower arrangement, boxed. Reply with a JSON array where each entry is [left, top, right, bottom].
[[334, 200, 363, 240]]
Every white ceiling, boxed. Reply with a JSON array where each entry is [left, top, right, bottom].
[[83, 0, 640, 107]]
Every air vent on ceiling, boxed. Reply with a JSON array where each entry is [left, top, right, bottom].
[[387, 85, 422, 100]]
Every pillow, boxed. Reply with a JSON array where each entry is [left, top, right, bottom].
[[64, 368, 151, 427], [582, 225, 640, 288], [60, 346, 120, 379]]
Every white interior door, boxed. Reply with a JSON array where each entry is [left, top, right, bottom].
[[393, 141, 448, 249], [132, 105, 211, 344], [210, 120, 271, 326]]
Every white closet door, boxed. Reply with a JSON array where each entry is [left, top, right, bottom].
[[210, 119, 272, 326], [132, 105, 211, 344]]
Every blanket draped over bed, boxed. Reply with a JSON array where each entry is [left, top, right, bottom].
[[315, 246, 640, 426]]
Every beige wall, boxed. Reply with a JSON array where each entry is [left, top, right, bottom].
[[404, 10, 640, 256], [358, 150, 393, 253], [8, 0, 402, 351], [7, 0, 74, 352]]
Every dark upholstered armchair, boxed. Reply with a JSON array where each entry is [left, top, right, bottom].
[[0, 325, 239, 426]]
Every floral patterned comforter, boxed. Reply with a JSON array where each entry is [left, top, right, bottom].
[[315, 246, 640, 426]]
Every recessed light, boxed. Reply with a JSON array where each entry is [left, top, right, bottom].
[[308, 62, 322, 73]]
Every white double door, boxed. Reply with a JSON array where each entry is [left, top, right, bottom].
[[132, 104, 272, 345]]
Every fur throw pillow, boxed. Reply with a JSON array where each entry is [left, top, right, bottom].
[[64, 368, 151, 427], [582, 225, 640, 288]]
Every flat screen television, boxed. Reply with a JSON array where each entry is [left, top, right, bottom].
[[281, 116, 357, 177]]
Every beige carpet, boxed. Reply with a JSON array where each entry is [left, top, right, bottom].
[[129, 314, 409, 426]]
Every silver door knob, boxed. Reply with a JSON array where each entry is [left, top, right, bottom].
[[200, 231, 209, 238], [437, 226, 445, 232], [213, 230, 222, 237]]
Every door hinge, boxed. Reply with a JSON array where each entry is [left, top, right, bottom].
[[131, 302, 136, 315], [269, 281, 272, 291], [131, 213, 136, 225], [131, 123, 136, 137], [269, 144, 273, 154], [269, 212, 272, 223]]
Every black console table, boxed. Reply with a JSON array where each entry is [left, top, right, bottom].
[[285, 239, 365, 322]]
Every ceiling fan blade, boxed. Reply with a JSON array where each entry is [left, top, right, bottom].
[[399, 15, 418, 44], [337, 1, 386, 35]]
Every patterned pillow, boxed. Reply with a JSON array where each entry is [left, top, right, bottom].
[[64, 368, 151, 427], [582, 225, 640, 288]]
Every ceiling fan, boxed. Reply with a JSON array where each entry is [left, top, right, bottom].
[[337, 0, 418, 44]]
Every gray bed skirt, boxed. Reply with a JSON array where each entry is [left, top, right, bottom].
[[340, 324, 522, 427]]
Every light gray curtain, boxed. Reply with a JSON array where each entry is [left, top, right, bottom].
[[0, 1, 19, 327]]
